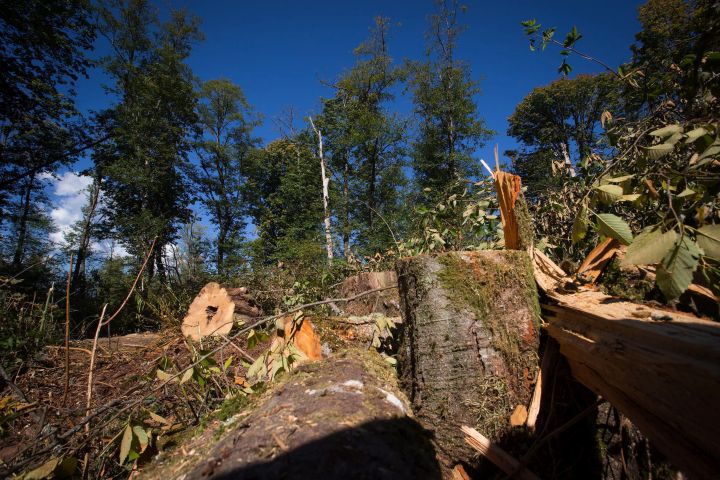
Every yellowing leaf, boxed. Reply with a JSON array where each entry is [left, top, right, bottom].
[[571, 205, 589, 245], [148, 410, 170, 425], [696, 224, 720, 259], [156, 369, 178, 383], [119, 425, 133, 464], [22, 457, 60, 480], [643, 143, 674, 160], [180, 367, 194, 384], [649, 124, 682, 138]]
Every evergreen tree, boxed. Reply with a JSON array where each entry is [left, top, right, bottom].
[[407, 0, 492, 202]]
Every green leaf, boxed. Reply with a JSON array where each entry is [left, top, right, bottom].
[[571, 205, 589, 244], [649, 124, 682, 138], [696, 224, 720, 259], [223, 356, 234, 372], [676, 188, 695, 198], [596, 213, 633, 245], [656, 237, 701, 300], [119, 425, 133, 464], [643, 143, 675, 160], [622, 227, 677, 266], [246, 354, 266, 380]]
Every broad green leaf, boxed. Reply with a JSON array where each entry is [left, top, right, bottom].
[[180, 367, 194, 384], [596, 213, 633, 245], [605, 174, 634, 183], [643, 143, 674, 160], [684, 127, 707, 143], [571, 205, 589, 244], [246, 354, 266, 380], [696, 224, 720, 259], [622, 227, 677, 266], [656, 237, 701, 300], [119, 425, 133, 464], [696, 141, 720, 164], [23, 457, 60, 480], [649, 124, 682, 138], [223, 356, 234, 372]]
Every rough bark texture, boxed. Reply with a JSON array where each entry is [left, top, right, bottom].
[[339, 271, 399, 316], [150, 349, 441, 480], [396, 251, 540, 466]]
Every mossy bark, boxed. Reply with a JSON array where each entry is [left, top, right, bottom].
[[396, 250, 540, 466]]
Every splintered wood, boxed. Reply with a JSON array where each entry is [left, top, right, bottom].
[[533, 251, 720, 479], [461, 426, 540, 480], [181, 283, 262, 340], [494, 170, 523, 250]]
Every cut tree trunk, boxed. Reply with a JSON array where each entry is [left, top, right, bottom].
[[165, 349, 442, 480], [181, 283, 262, 340], [396, 250, 541, 466]]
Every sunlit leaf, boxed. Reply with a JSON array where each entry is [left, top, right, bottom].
[[119, 425, 133, 464], [571, 205, 589, 244], [623, 227, 677, 266], [649, 124, 682, 138], [656, 237, 701, 300], [696, 224, 720, 259], [596, 213, 633, 245], [643, 143, 674, 160], [180, 367, 194, 384]]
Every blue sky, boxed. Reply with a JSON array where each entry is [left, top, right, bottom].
[[53, 0, 645, 247]]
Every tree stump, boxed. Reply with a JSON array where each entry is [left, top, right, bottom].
[[396, 251, 541, 465], [181, 283, 262, 340]]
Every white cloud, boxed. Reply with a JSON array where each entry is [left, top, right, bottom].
[[46, 171, 93, 245]]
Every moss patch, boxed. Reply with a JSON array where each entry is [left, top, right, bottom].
[[437, 251, 539, 369]]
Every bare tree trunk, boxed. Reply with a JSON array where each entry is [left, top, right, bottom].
[[343, 154, 350, 258], [12, 175, 35, 268], [72, 175, 101, 293], [309, 117, 334, 265], [560, 142, 576, 177]]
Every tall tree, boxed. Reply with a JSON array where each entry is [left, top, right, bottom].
[[408, 0, 492, 202], [192, 79, 258, 275], [318, 17, 407, 256], [244, 139, 324, 265], [0, 0, 95, 195], [507, 74, 622, 196], [95, 1, 201, 278]]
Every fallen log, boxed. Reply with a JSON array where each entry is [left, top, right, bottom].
[[143, 349, 441, 479], [534, 253, 720, 479], [181, 283, 262, 340], [396, 250, 540, 465]]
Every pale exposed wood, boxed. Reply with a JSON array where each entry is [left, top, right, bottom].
[[510, 404, 528, 427], [526, 346, 551, 430], [494, 170, 522, 250], [451, 464, 470, 480], [181, 283, 262, 340], [531, 247, 568, 293], [543, 287, 720, 479], [461, 426, 540, 480], [309, 116, 334, 265], [576, 237, 621, 283]]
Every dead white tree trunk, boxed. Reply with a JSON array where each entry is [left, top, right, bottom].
[[560, 142, 576, 177], [309, 116, 334, 265]]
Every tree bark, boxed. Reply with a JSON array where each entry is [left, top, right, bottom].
[[396, 250, 540, 466], [72, 175, 101, 293], [12, 175, 34, 268], [152, 349, 443, 480]]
